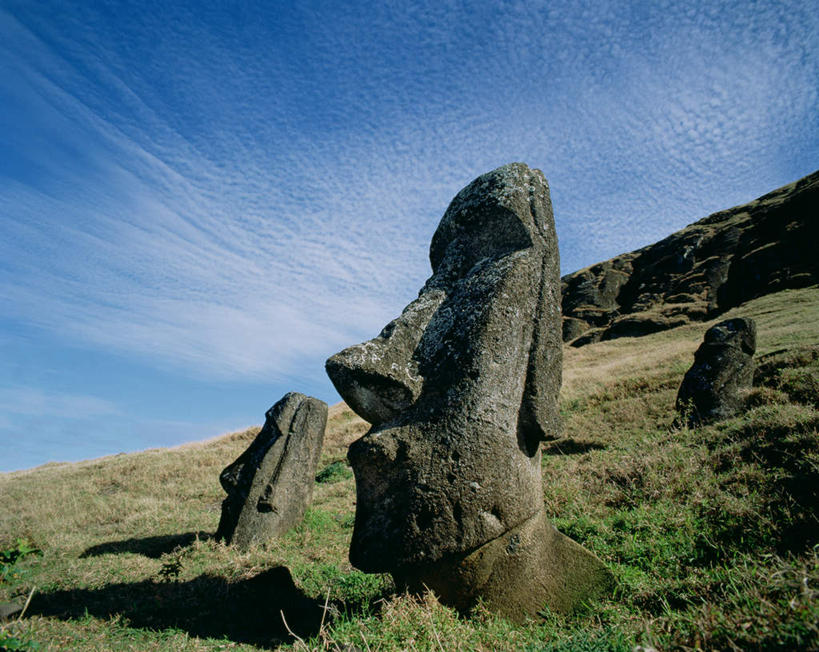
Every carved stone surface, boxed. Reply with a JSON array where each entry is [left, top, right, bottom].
[[676, 317, 757, 425], [326, 163, 612, 620], [216, 392, 327, 550]]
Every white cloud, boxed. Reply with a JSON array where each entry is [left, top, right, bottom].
[[0, 386, 120, 419]]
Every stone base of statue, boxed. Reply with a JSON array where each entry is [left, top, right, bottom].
[[392, 510, 613, 621]]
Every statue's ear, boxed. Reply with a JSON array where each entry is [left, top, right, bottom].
[[517, 253, 563, 456], [517, 351, 563, 456]]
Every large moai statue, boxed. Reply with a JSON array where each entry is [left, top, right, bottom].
[[326, 163, 612, 621], [216, 392, 328, 550]]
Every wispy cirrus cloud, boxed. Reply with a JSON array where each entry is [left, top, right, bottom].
[[0, 9, 441, 381], [1, 0, 817, 393], [0, 386, 120, 420]]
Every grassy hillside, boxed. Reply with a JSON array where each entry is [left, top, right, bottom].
[[1, 287, 818, 651]]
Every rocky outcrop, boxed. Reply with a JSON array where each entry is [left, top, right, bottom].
[[216, 393, 327, 550], [675, 318, 756, 425], [562, 170, 819, 346], [326, 163, 612, 621]]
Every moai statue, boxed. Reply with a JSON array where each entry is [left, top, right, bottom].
[[216, 392, 327, 550], [326, 163, 612, 621], [676, 317, 757, 426]]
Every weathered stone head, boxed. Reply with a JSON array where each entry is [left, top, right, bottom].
[[216, 392, 327, 550], [676, 317, 757, 425], [326, 163, 611, 619]]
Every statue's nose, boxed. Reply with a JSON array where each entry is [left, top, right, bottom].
[[325, 289, 446, 425], [325, 355, 418, 425]]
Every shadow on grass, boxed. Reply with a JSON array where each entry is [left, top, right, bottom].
[[543, 439, 606, 456], [80, 532, 212, 559], [29, 566, 324, 648]]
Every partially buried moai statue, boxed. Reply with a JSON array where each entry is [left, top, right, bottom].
[[326, 163, 612, 621], [675, 317, 757, 426], [216, 392, 327, 550]]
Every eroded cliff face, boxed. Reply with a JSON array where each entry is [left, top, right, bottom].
[[562, 170, 819, 347]]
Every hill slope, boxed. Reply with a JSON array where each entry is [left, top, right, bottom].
[[1, 286, 817, 650], [562, 170, 819, 346]]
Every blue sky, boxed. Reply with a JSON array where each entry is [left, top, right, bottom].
[[1, 0, 817, 471]]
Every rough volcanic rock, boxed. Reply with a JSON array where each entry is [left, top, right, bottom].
[[326, 163, 612, 621], [216, 392, 327, 550], [562, 315, 590, 341], [562, 170, 819, 346], [602, 313, 690, 341], [675, 317, 757, 425]]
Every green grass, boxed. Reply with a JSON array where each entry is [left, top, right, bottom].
[[314, 461, 354, 485], [1, 286, 818, 650]]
